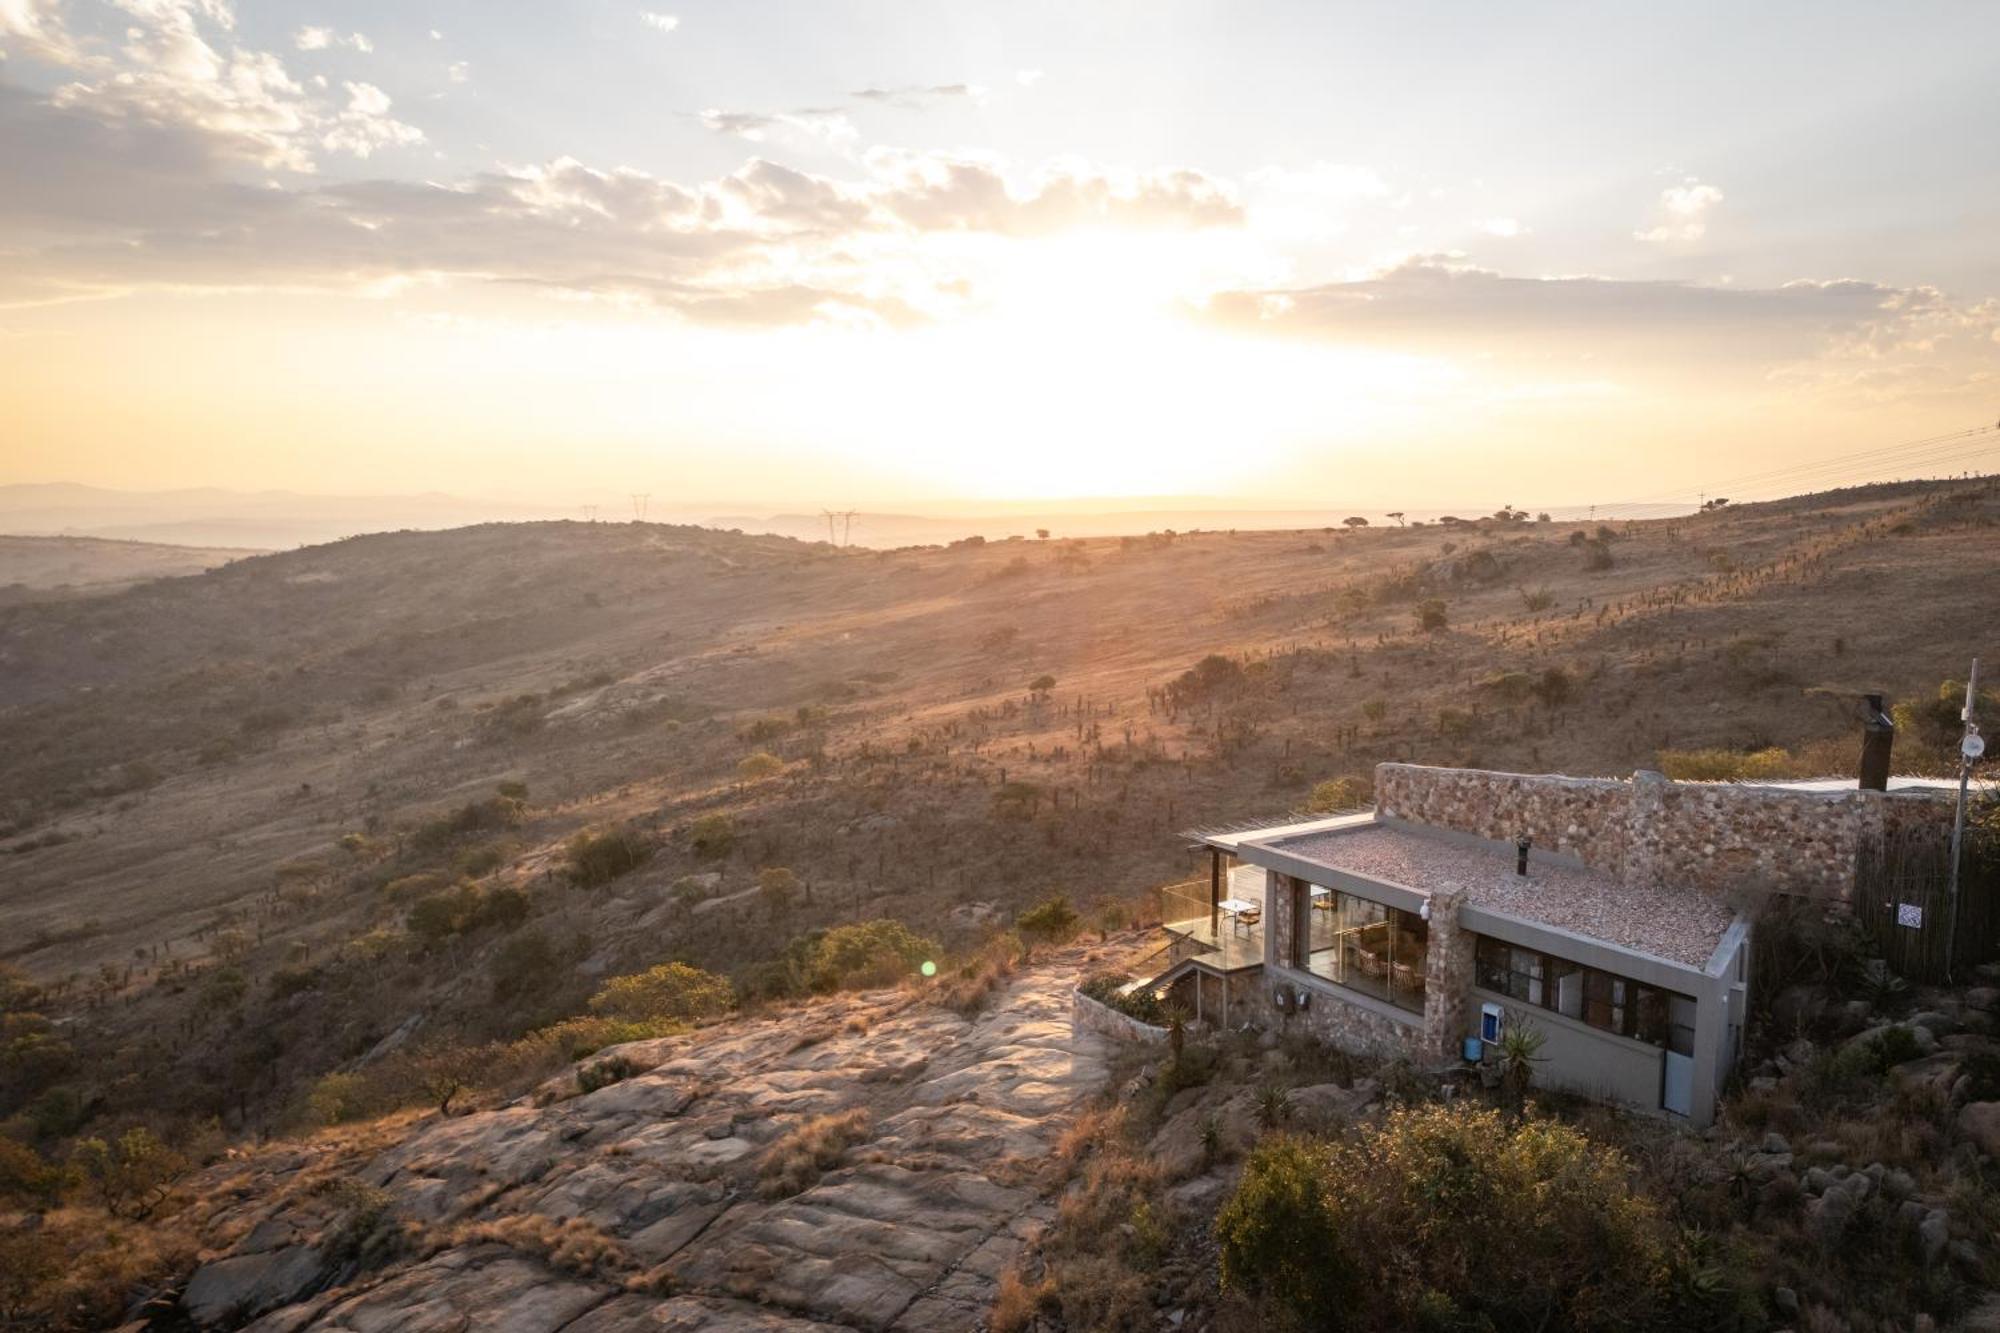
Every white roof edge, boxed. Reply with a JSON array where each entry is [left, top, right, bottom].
[[1199, 809, 1376, 850]]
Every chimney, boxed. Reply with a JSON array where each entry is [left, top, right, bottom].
[[1859, 693, 1894, 791], [1515, 836, 1532, 876]]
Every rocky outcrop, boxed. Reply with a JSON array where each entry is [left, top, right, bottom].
[[175, 956, 1115, 1331]]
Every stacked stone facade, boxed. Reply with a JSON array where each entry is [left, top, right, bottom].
[[1419, 886, 1472, 1061], [1375, 763, 1952, 901]]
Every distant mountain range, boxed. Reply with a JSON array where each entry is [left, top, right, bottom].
[[0, 482, 1694, 551]]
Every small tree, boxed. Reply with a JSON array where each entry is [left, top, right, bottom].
[[1342, 515, 1368, 530], [73, 1128, 184, 1219], [1416, 599, 1448, 633], [413, 1042, 487, 1116], [1385, 511, 1406, 526], [758, 866, 800, 918], [1029, 674, 1057, 697], [688, 814, 736, 860]]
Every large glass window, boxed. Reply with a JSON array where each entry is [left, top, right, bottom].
[[1300, 887, 1427, 1013], [1473, 935, 1688, 1048]]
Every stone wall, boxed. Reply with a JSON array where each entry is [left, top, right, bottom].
[[1419, 887, 1472, 1061], [1375, 763, 1953, 902], [1070, 987, 1169, 1044], [1258, 974, 1425, 1060]]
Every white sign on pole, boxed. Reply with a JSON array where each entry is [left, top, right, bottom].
[[1897, 903, 1924, 929]]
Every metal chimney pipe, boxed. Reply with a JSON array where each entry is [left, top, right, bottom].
[[1515, 836, 1531, 876], [1859, 693, 1894, 792]]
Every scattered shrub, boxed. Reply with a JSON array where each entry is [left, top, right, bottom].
[[564, 826, 651, 887], [1218, 1104, 1677, 1330], [688, 814, 736, 860], [1305, 775, 1371, 813], [802, 919, 937, 991], [1017, 895, 1082, 945], [588, 962, 733, 1024], [757, 1108, 871, 1198]]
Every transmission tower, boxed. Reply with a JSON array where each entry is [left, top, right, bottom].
[[630, 493, 651, 523], [582, 504, 599, 523], [821, 508, 859, 548]]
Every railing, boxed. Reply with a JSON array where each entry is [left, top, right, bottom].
[[1155, 877, 1213, 933]]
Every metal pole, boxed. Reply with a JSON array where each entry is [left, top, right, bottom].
[[1946, 658, 1980, 982]]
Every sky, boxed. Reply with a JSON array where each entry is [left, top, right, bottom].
[[2, 0, 1998, 512]]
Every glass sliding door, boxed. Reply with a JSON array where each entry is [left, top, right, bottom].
[[1303, 889, 1427, 1013]]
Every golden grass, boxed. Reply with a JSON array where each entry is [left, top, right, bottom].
[[755, 1108, 872, 1199]]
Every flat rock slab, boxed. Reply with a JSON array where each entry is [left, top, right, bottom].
[[184, 954, 1114, 1332]]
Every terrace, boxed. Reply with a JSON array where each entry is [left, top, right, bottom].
[[1158, 869, 1268, 971]]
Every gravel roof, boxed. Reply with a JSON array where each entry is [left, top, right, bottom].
[[1265, 823, 1733, 969]]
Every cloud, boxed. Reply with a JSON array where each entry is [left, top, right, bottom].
[[1204, 256, 1998, 396], [699, 105, 855, 149], [639, 12, 678, 33], [294, 27, 371, 53], [1477, 217, 1525, 238], [850, 83, 981, 108], [864, 149, 1242, 234], [1015, 68, 1042, 87], [447, 61, 468, 83], [1636, 179, 1723, 243], [0, 66, 1240, 330], [0, 0, 84, 63], [6, 0, 420, 173]]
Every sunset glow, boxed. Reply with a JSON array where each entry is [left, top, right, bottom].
[[2, 2, 1997, 509]]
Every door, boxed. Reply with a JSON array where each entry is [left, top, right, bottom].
[[1661, 995, 1698, 1117]]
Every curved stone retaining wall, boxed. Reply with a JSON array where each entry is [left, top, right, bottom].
[[1071, 987, 1170, 1043]]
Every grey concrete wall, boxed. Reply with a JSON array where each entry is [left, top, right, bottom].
[[1469, 986, 1665, 1111]]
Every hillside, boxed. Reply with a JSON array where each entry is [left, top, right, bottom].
[[0, 534, 259, 602], [1, 477, 1997, 1328]]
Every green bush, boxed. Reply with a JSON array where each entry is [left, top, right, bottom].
[[1305, 776, 1371, 813], [1217, 1136, 1353, 1324], [1017, 895, 1081, 944], [588, 962, 733, 1024], [1078, 973, 1166, 1025], [409, 796, 524, 854], [688, 814, 735, 860], [1218, 1104, 1675, 1331], [1657, 747, 1795, 782], [802, 919, 937, 991], [564, 826, 651, 887]]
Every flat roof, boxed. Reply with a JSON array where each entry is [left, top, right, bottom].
[[1253, 821, 1734, 969], [1192, 811, 1373, 851]]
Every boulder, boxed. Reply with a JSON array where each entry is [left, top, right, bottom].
[[1919, 1209, 1951, 1265], [1910, 1010, 1958, 1038], [183, 1246, 330, 1327], [1958, 1101, 2000, 1158], [1288, 1078, 1381, 1128]]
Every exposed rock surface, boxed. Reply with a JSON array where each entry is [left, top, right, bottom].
[[173, 955, 1114, 1331]]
